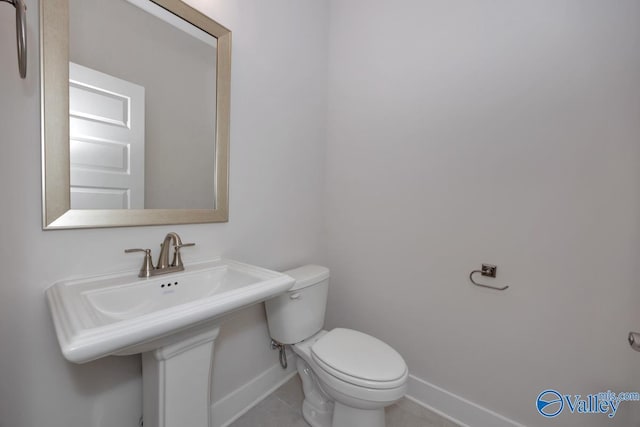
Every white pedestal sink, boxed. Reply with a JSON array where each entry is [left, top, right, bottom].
[[46, 258, 295, 427], [142, 324, 220, 427]]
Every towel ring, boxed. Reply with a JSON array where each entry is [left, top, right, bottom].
[[2, 0, 27, 79], [469, 264, 509, 291]]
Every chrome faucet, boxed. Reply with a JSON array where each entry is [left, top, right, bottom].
[[157, 232, 194, 270], [125, 232, 195, 278]]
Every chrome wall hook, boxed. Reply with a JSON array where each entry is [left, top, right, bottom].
[[1, 0, 27, 79], [469, 264, 509, 291]]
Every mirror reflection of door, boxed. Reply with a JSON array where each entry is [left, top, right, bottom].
[[68, 0, 217, 210], [70, 62, 145, 209]]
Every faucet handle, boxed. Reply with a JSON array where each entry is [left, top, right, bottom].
[[172, 242, 195, 268], [125, 248, 155, 278]]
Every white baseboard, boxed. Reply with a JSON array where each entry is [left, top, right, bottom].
[[406, 375, 526, 427], [211, 353, 297, 427], [210, 358, 525, 427]]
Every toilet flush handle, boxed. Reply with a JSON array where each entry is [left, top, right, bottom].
[[289, 292, 301, 300]]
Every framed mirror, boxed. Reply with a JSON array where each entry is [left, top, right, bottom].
[[40, 0, 231, 229]]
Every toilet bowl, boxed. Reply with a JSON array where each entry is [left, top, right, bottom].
[[265, 265, 408, 427]]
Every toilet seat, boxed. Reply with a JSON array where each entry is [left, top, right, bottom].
[[311, 328, 407, 390]]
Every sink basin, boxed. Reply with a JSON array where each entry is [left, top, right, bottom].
[[46, 258, 295, 363]]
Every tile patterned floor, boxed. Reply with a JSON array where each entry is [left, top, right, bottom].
[[229, 376, 460, 427]]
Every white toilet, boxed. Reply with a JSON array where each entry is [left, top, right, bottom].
[[265, 265, 408, 427]]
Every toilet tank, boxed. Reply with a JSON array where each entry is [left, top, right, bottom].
[[265, 265, 330, 344]]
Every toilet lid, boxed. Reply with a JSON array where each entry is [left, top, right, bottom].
[[311, 328, 407, 389]]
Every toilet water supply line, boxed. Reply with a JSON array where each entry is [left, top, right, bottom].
[[271, 340, 288, 369]]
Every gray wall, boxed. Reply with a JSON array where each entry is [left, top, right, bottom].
[[0, 0, 328, 425], [324, 1, 640, 426]]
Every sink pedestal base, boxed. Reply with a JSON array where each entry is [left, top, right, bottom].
[[142, 326, 221, 427]]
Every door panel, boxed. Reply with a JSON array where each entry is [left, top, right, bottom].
[[69, 62, 145, 209]]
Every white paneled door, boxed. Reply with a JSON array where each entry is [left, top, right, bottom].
[[69, 62, 145, 209]]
